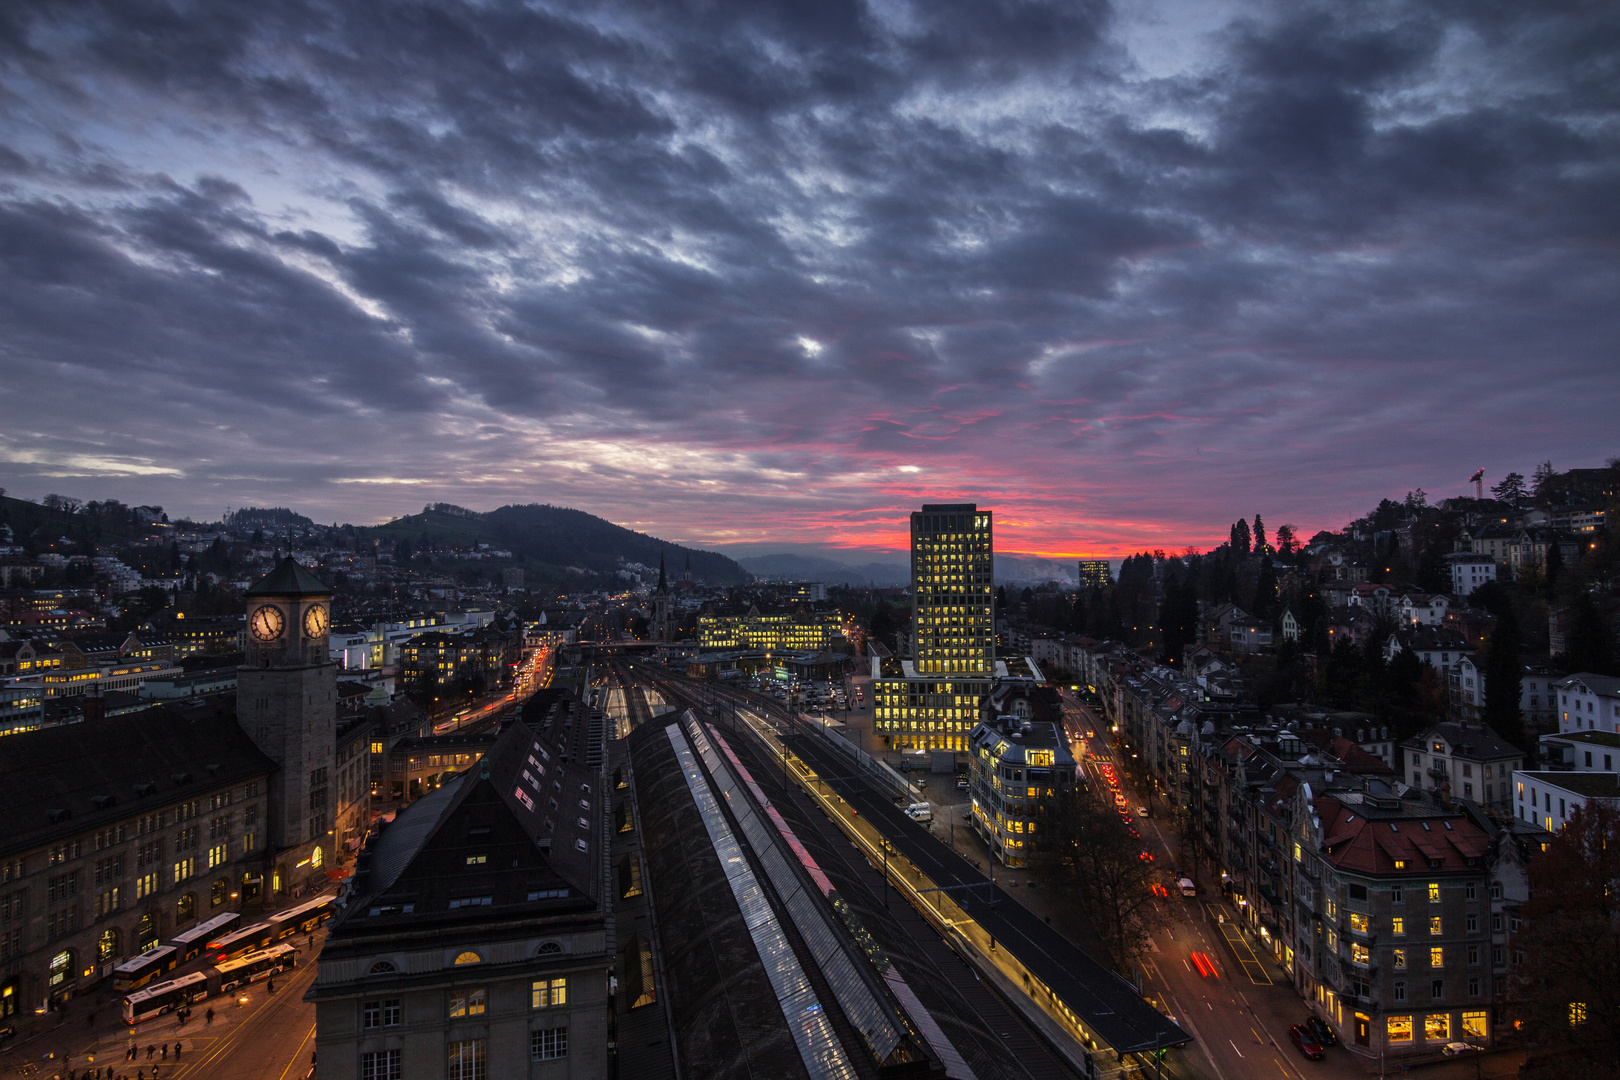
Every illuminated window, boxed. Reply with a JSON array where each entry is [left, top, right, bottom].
[[1350, 913, 1368, 934], [1428, 882, 1441, 903], [1387, 1015, 1413, 1043], [1392, 917, 1404, 936], [1569, 1002, 1587, 1026], [532, 977, 567, 1008], [448, 988, 486, 1017], [1430, 947, 1444, 968], [1425, 1014, 1450, 1041], [1431, 916, 1442, 936], [453, 951, 482, 966], [1462, 1011, 1487, 1038], [1393, 949, 1406, 969]]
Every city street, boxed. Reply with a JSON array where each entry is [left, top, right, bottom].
[[2, 931, 323, 1080]]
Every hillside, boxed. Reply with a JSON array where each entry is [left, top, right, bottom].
[[365, 503, 751, 584]]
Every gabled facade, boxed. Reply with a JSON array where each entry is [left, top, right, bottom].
[[309, 709, 609, 1080], [1400, 723, 1523, 813]]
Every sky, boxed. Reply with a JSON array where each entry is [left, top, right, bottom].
[[1, 0, 1617, 559]]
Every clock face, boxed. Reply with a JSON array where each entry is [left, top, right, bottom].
[[249, 604, 286, 642], [303, 603, 329, 638]]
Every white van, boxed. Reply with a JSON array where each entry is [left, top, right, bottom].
[[1178, 877, 1197, 898], [906, 803, 933, 822]]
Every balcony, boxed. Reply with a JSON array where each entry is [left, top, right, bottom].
[[1428, 764, 1449, 779]]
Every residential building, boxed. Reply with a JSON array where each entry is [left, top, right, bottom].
[[1554, 672, 1620, 734], [1513, 770, 1620, 831], [1444, 554, 1496, 598], [1400, 722, 1523, 813], [1300, 792, 1505, 1058]]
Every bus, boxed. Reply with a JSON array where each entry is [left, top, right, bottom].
[[122, 972, 209, 1025], [206, 921, 275, 965], [216, 944, 296, 993], [268, 893, 335, 941], [112, 945, 179, 991], [171, 912, 241, 963]]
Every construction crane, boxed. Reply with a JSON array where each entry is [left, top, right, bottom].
[[1469, 469, 1485, 500]]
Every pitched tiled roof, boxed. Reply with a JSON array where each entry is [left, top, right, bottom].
[[1315, 796, 1490, 876]]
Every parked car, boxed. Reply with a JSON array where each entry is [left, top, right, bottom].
[[1288, 1025, 1325, 1061], [1442, 1042, 1480, 1057], [1304, 1016, 1337, 1047]]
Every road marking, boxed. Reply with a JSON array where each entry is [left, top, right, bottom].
[[1217, 920, 1273, 985], [275, 1022, 317, 1080], [1229, 1039, 1244, 1058]]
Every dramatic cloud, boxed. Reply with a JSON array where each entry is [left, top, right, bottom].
[[1, 0, 1616, 555]]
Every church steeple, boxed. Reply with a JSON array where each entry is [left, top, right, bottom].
[[657, 553, 668, 593]]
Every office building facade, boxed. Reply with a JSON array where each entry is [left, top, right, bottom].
[[874, 503, 997, 752]]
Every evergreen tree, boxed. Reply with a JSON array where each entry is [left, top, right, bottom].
[[1563, 594, 1616, 676], [1253, 515, 1267, 555], [1484, 607, 1527, 751], [1275, 523, 1296, 557], [1232, 519, 1251, 557], [1252, 558, 1278, 623], [1492, 472, 1527, 502]]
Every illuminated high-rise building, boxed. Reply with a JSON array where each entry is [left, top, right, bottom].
[[911, 505, 995, 675], [873, 503, 999, 752], [1078, 559, 1111, 590]]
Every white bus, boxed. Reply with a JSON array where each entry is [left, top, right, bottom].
[[216, 944, 296, 993], [122, 971, 209, 1025], [112, 945, 179, 991], [171, 912, 241, 963], [268, 893, 335, 941], [206, 921, 275, 965]]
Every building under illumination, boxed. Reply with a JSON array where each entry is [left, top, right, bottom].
[[697, 608, 843, 652], [873, 503, 999, 752], [1077, 560, 1111, 590]]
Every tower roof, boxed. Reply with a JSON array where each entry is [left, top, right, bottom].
[[245, 556, 331, 598]]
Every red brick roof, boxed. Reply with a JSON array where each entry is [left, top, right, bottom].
[[1315, 796, 1489, 875]]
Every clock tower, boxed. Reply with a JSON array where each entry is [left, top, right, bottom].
[[239, 557, 338, 898]]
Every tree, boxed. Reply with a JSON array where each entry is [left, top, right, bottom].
[[1036, 787, 1166, 970], [1231, 519, 1251, 558], [1493, 472, 1528, 502], [1252, 557, 1279, 623], [867, 602, 896, 651], [1532, 460, 1556, 497], [1252, 514, 1267, 555], [1516, 802, 1620, 1080], [1275, 523, 1297, 557], [1562, 593, 1616, 676], [1484, 606, 1526, 751]]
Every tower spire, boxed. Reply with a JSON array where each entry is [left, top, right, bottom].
[[657, 553, 667, 592]]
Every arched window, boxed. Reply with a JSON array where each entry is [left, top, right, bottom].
[[368, 961, 398, 975], [137, 913, 160, 950], [537, 941, 562, 956], [210, 879, 229, 908], [453, 951, 482, 966], [177, 893, 196, 922], [98, 928, 120, 964]]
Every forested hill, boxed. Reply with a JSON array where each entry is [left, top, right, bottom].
[[366, 503, 750, 584]]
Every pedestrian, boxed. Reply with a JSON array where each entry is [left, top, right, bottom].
[[204, 1008, 213, 1025], [174, 1042, 183, 1059], [147, 1044, 156, 1060], [160, 1045, 167, 1060]]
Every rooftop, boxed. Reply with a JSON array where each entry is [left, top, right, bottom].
[[1516, 771, 1620, 798]]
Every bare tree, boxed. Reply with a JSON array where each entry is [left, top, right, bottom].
[[1037, 785, 1167, 969]]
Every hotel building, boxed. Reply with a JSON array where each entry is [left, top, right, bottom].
[[873, 503, 997, 752]]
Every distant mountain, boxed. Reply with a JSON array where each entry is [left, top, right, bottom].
[[739, 553, 909, 586], [739, 551, 1080, 588], [367, 503, 751, 583]]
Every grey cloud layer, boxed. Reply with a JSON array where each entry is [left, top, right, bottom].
[[0, 0, 1616, 545]]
